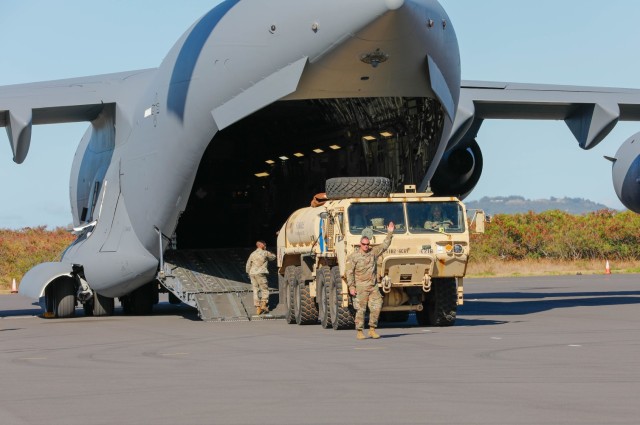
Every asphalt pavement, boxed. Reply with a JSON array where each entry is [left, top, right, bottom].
[[1, 274, 639, 425]]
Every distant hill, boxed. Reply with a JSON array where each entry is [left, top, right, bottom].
[[465, 196, 612, 215]]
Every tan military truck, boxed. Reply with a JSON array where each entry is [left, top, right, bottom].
[[276, 177, 485, 329]]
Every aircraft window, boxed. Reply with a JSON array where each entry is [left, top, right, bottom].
[[406, 202, 464, 233], [347, 203, 405, 235]]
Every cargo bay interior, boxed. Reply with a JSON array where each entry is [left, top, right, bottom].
[[175, 96, 444, 249]]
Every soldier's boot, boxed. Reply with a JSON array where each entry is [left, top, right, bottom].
[[255, 306, 263, 315], [368, 327, 381, 339], [356, 330, 366, 340], [260, 301, 269, 314]]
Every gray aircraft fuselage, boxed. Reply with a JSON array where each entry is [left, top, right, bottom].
[[4, 0, 640, 310], [16, 0, 461, 299]]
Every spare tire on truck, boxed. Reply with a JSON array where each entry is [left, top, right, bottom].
[[325, 177, 391, 199]]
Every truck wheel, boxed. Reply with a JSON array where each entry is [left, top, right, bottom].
[[294, 281, 319, 325], [317, 266, 332, 328], [325, 177, 391, 199], [420, 278, 457, 326], [283, 266, 298, 324], [329, 266, 355, 330]]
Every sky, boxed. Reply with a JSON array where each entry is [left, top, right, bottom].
[[1, 0, 639, 229]]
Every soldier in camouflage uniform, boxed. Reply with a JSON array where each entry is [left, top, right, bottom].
[[346, 222, 395, 340], [423, 205, 453, 230], [246, 240, 276, 315]]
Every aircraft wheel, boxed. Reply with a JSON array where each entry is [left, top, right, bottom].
[[92, 293, 115, 316], [317, 266, 332, 329], [83, 301, 93, 317], [120, 297, 132, 314], [329, 266, 355, 330], [129, 282, 157, 315], [44, 284, 55, 316], [51, 277, 76, 318]]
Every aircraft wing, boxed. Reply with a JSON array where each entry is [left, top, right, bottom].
[[0, 69, 155, 164], [451, 80, 640, 150]]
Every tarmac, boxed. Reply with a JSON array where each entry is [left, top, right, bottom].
[[1, 273, 639, 425]]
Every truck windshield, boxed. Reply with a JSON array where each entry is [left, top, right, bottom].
[[348, 203, 406, 234], [406, 202, 465, 233]]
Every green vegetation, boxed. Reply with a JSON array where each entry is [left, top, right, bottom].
[[0, 227, 75, 291], [471, 210, 640, 261]]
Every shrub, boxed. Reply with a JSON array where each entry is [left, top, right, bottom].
[[471, 210, 640, 261], [0, 227, 75, 290]]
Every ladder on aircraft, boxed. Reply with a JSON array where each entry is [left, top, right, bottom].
[[159, 249, 284, 321]]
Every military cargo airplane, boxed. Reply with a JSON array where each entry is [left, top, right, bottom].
[[2, 0, 640, 317]]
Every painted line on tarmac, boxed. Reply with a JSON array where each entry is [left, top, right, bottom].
[[1, 315, 39, 320], [353, 347, 387, 350]]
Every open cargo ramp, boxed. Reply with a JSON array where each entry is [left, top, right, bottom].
[[159, 249, 283, 321]]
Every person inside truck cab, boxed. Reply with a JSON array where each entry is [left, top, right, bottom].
[[424, 205, 454, 230]]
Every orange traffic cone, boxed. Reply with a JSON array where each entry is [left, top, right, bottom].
[[10, 278, 18, 294], [605, 260, 611, 275]]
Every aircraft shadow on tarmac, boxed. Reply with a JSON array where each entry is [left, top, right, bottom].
[[5, 290, 639, 327], [0, 300, 200, 321], [459, 290, 640, 319]]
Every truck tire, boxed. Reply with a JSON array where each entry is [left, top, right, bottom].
[[325, 177, 391, 199], [294, 281, 318, 325], [283, 266, 298, 324], [329, 266, 355, 330], [317, 266, 332, 328], [418, 278, 457, 326]]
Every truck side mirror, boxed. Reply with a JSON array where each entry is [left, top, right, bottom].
[[468, 209, 486, 234]]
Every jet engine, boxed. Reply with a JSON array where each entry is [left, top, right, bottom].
[[609, 133, 640, 213], [430, 139, 483, 199]]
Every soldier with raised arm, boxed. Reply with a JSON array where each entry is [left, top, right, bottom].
[[345, 222, 395, 340], [246, 240, 276, 315]]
